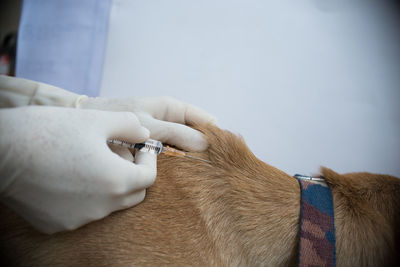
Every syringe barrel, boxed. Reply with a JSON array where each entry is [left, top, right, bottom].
[[133, 139, 164, 155]]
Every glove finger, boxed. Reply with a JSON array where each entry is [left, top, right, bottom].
[[118, 189, 146, 210], [102, 111, 150, 144], [140, 97, 217, 125], [140, 116, 208, 151], [108, 145, 134, 162], [115, 151, 157, 193], [101, 148, 156, 197], [182, 102, 218, 126]]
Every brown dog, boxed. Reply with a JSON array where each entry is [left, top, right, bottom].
[[0, 125, 399, 266]]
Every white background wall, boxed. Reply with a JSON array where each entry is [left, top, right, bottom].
[[100, 0, 400, 177]]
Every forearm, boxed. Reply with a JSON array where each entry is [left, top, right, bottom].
[[0, 76, 87, 108]]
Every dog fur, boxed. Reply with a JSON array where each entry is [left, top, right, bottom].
[[0, 125, 399, 266]]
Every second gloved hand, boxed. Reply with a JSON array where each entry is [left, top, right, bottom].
[[79, 97, 217, 152], [0, 106, 156, 234]]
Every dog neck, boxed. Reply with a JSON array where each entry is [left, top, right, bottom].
[[158, 132, 302, 265]]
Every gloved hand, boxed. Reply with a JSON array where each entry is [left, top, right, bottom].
[[80, 97, 217, 152], [0, 106, 156, 234]]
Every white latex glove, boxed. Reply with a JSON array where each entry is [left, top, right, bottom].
[[80, 97, 217, 152], [0, 106, 156, 234]]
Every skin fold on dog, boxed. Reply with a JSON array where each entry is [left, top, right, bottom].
[[0, 125, 399, 266]]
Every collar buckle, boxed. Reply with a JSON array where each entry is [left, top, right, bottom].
[[294, 174, 325, 182]]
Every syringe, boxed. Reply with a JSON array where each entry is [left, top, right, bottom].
[[107, 139, 211, 163]]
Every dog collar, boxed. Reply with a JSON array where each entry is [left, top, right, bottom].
[[294, 174, 336, 267]]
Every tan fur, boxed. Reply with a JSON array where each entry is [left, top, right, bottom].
[[0, 125, 399, 266]]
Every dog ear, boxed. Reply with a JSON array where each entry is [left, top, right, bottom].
[[320, 167, 340, 180], [320, 167, 347, 190]]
